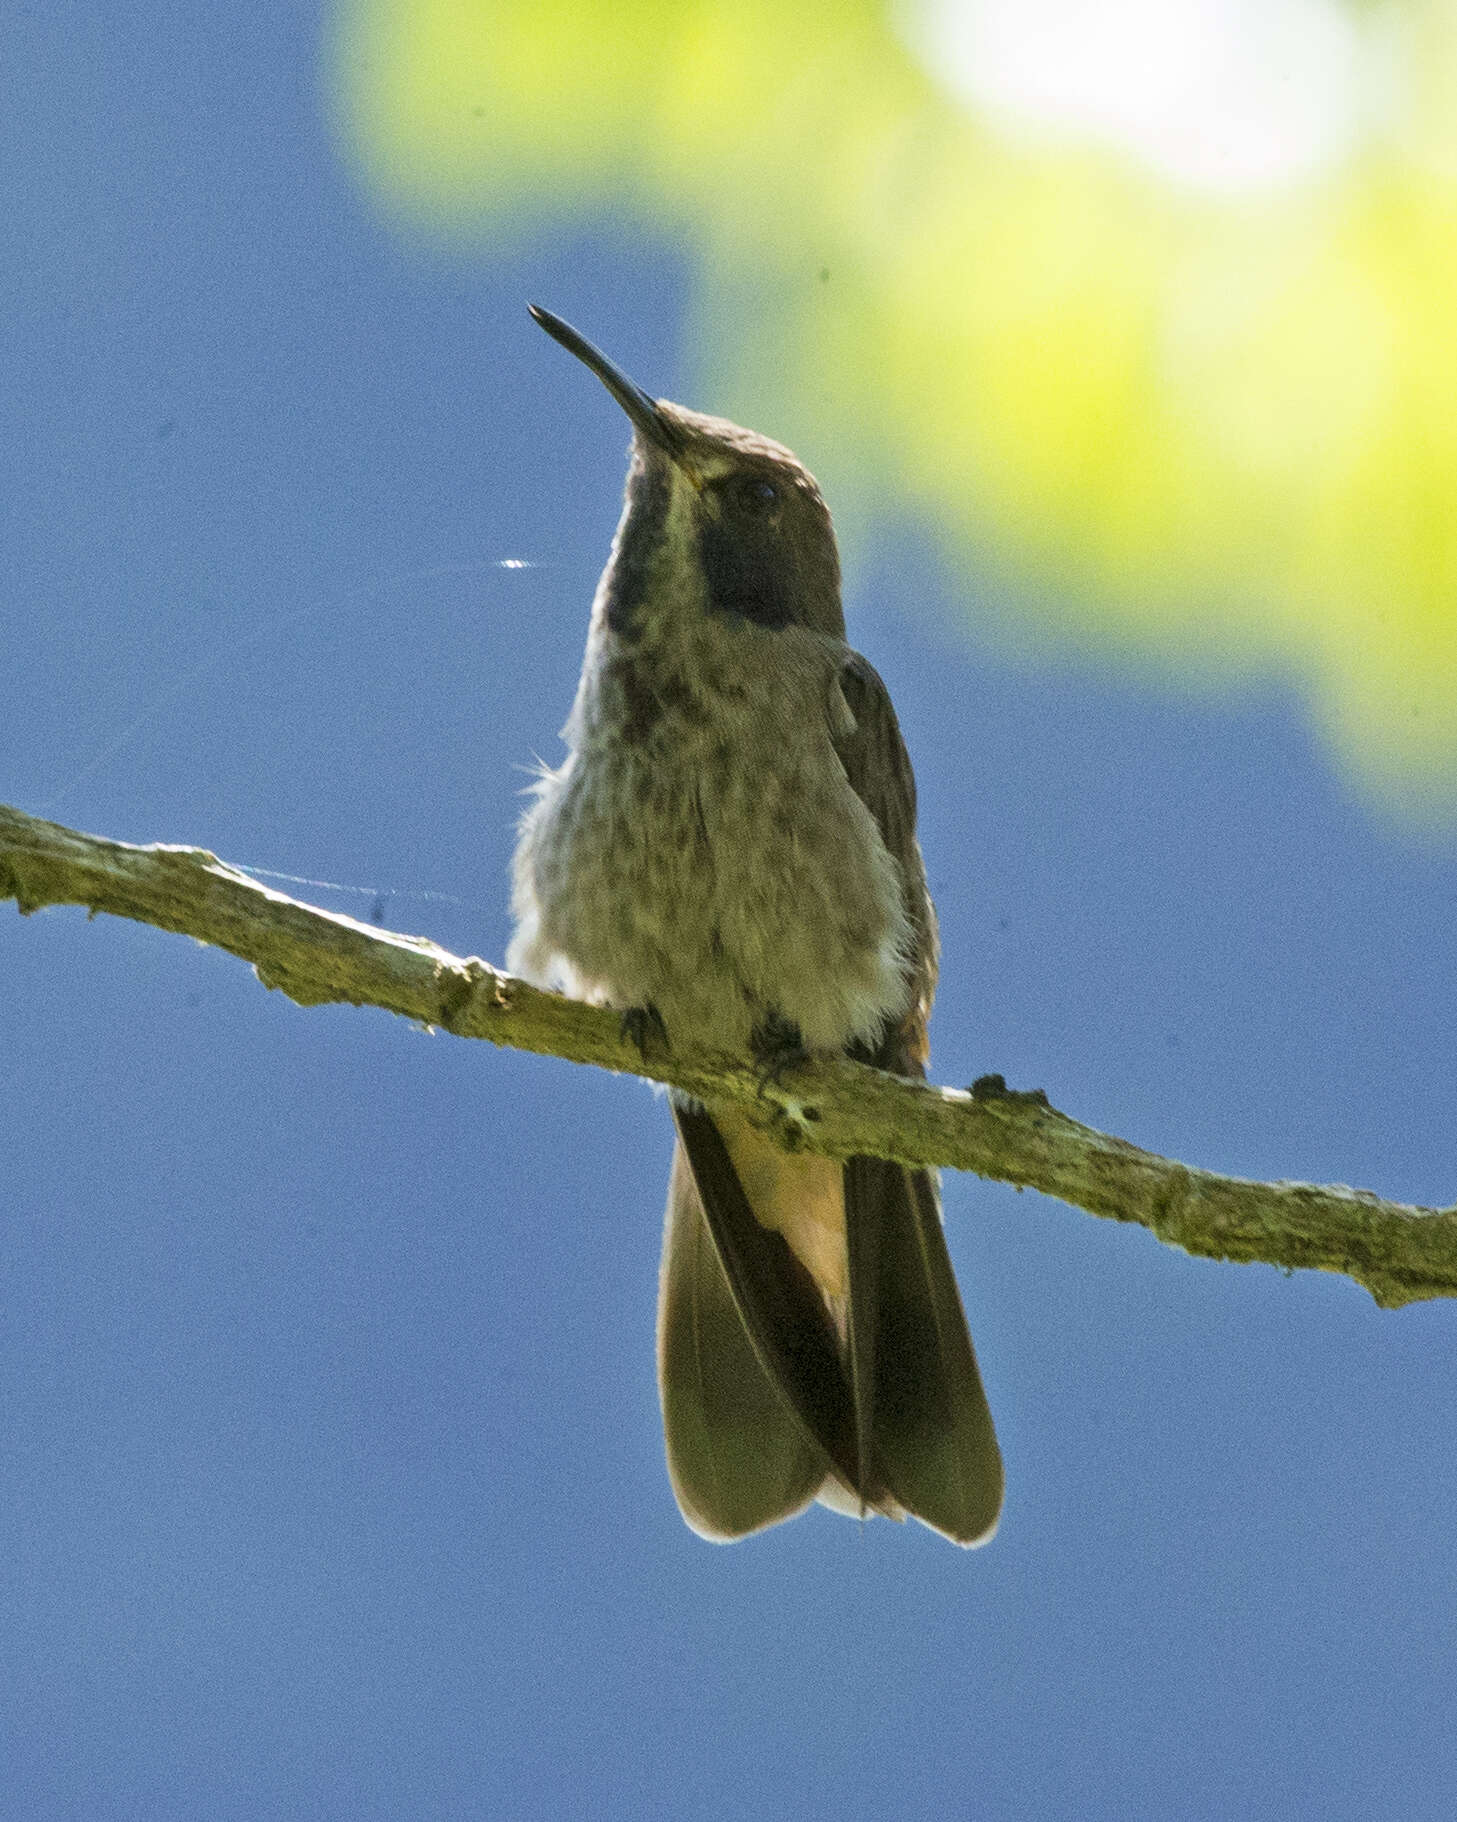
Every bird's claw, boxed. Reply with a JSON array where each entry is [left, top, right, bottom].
[[620, 1004, 669, 1057], [750, 1012, 810, 1095]]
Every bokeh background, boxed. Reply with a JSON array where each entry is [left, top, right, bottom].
[[5, 3, 1457, 1816]]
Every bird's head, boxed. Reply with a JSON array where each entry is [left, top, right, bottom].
[[530, 304, 844, 641]]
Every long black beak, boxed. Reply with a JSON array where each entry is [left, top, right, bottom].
[[529, 304, 683, 458]]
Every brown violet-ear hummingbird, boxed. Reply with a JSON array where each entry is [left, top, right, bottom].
[[509, 304, 1003, 1545]]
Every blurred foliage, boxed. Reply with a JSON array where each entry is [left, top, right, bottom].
[[329, 0, 1457, 817]]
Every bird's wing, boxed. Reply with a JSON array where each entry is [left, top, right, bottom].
[[832, 652, 1005, 1545], [832, 651, 936, 1054]]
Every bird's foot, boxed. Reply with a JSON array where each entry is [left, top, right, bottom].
[[750, 1011, 810, 1093], [620, 1003, 669, 1057], [968, 1072, 1050, 1110]]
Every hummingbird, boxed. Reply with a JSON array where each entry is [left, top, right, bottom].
[[509, 305, 1003, 1545]]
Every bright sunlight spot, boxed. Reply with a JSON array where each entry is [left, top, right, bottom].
[[899, 0, 1391, 194]]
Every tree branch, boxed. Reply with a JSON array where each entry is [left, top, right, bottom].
[[4, 800, 1453, 1310]]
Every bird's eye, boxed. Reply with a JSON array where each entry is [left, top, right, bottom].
[[735, 476, 779, 512]]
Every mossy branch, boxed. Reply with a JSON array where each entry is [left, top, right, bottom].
[[4, 800, 1453, 1310]]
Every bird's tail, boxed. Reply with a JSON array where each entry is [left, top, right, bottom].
[[657, 1104, 1002, 1545]]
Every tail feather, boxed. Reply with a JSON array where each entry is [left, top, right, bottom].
[[657, 1138, 824, 1539], [846, 1156, 1003, 1545], [656, 1105, 1003, 1546], [668, 1104, 868, 1498]]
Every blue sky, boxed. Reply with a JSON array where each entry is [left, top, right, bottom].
[[4, 6, 1457, 1818]]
